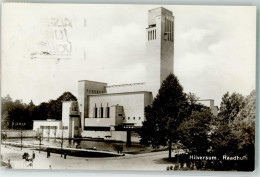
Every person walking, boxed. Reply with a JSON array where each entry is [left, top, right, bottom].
[[32, 151, 35, 159], [47, 148, 51, 158]]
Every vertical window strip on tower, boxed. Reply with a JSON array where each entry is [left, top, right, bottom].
[[165, 16, 167, 35], [173, 17, 174, 41], [169, 20, 171, 41], [171, 20, 173, 42], [170, 20, 173, 41], [168, 18, 171, 41]]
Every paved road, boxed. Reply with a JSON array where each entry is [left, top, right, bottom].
[[1, 145, 175, 171]]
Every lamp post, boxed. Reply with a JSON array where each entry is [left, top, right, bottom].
[[123, 123, 134, 147], [60, 125, 64, 157], [20, 129, 23, 150], [37, 128, 43, 153]]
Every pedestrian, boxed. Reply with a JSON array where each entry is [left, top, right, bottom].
[[7, 159, 11, 169], [49, 165, 52, 169], [47, 148, 50, 158], [119, 146, 123, 154], [64, 152, 67, 159], [32, 151, 35, 159]]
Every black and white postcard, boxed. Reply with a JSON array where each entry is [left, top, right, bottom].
[[1, 3, 256, 171]]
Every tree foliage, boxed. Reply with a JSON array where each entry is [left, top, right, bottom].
[[177, 109, 213, 155], [1, 92, 77, 130], [140, 74, 189, 148], [218, 92, 245, 123], [211, 90, 255, 171]]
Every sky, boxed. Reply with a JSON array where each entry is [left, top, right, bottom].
[[1, 4, 256, 106]]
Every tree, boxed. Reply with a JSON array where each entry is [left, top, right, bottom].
[[47, 92, 77, 120], [218, 92, 245, 124], [1, 92, 77, 130], [177, 109, 213, 155], [1, 95, 13, 129], [140, 74, 189, 159], [232, 90, 255, 171], [211, 90, 255, 171], [186, 92, 207, 115], [1, 132, 7, 147]]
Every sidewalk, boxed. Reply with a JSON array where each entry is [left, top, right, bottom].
[[1, 145, 174, 171]]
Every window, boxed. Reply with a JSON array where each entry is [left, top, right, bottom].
[[94, 107, 98, 118], [139, 117, 141, 120], [74, 126, 78, 130], [63, 126, 68, 130], [133, 117, 135, 120], [118, 114, 123, 116], [100, 107, 104, 118], [128, 117, 130, 120], [106, 107, 110, 118], [123, 117, 125, 120]]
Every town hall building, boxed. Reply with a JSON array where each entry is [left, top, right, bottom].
[[33, 7, 217, 143]]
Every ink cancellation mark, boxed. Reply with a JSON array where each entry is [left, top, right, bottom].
[[31, 17, 72, 60]]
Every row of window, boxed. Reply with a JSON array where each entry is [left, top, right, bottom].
[[123, 117, 141, 120], [84, 126, 110, 131], [148, 29, 156, 40], [40, 126, 58, 129], [39, 126, 68, 130], [93, 107, 110, 118], [86, 89, 105, 94]]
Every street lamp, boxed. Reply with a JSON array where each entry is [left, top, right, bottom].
[[37, 128, 43, 153]]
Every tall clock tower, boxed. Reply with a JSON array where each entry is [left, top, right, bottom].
[[145, 7, 174, 97]]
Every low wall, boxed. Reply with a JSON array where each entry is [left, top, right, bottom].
[[2, 130, 37, 138], [81, 131, 111, 138], [81, 130, 140, 143], [111, 131, 127, 142]]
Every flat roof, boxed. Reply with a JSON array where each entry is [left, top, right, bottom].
[[78, 80, 107, 84], [106, 82, 145, 88], [33, 120, 61, 122], [88, 91, 152, 97]]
